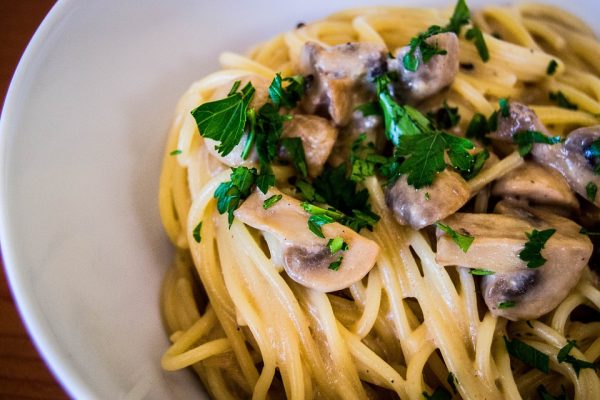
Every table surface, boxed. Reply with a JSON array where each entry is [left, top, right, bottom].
[[0, 1, 69, 399]]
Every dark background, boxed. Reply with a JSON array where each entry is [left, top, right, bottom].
[[1, 1, 69, 398]]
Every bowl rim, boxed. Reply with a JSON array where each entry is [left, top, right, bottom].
[[0, 0, 93, 398]]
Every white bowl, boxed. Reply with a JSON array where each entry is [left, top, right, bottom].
[[1, 0, 597, 398]]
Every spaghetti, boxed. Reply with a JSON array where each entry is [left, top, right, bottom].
[[158, 2, 600, 399]]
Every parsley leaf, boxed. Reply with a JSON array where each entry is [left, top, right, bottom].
[[504, 336, 550, 373], [327, 237, 349, 254], [214, 167, 260, 225], [422, 387, 452, 400], [498, 300, 516, 309], [465, 113, 490, 144], [586, 182, 597, 201], [465, 27, 490, 62], [170, 149, 182, 156], [328, 256, 343, 271], [549, 91, 578, 110], [403, 25, 448, 72], [436, 222, 474, 252], [268, 73, 305, 109], [349, 134, 388, 182], [513, 130, 562, 156], [499, 98, 510, 117], [546, 60, 559, 76], [376, 74, 432, 145], [394, 131, 475, 188], [294, 179, 325, 203], [263, 194, 282, 209], [469, 268, 495, 275], [460, 149, 489, 180], [580, 227, 600, 236], [192, 221, 202, 243], [254, 103, 289, 165], [280, 137, 308, 177], [583, 139, 600, 175], [192, 81, 255, 156], [557, 340, 598, 376], [446, 0, 470, 34], [427, 101, 461, 129], [519, 228, 556, 268], [355, 101, 383, 117]]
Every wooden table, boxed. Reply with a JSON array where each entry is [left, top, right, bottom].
[[1, 1, 69, 398]]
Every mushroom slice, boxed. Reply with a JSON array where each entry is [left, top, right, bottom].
[[488, 102, 549, 142], [491, 161, 579, 210], [533, 125, 600, 207], [204, 75, 271, 167], [299, 41, 387, 126], [385, 170, 470, 230], [280, 115, 338, 177], [436, 205, 592, 320], [234, 188, 380, 292], [387, 32, 459, 103]]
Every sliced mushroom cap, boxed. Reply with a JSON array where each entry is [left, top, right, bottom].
[[328, 111, 384, 167], [234, 188, 380, 292], [387, 32, 459, 103], [436, 203, 592, 320], [280, 115, 338, 177], [385, 170, 470, 230], [204, 75, 271, 166], [491, 161, 579, 210], [488, 102, 549, 142], [299, 41, 387, 126], [532, 125, 600, 207]]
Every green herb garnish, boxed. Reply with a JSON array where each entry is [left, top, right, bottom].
[[498, 300, 516, 309], [499, 98, 510, 117], [465, 27, 489, 62], [436, 222, 474, 252], [192, 221, 202, 243], [504, 336, 550, 373], [422, 387, 452, 400], [403, 25, 448, 72], [513, 130, 561, 156], [214, 167, 260, 225], [280, 137, 308, 177], [327, 237, 349, 254], [446, 372, 458, 394], [546, 60, 558, 76], [170, 149, 182, 156], [537, 385, 567, 400], [427, 101, 461, 129], [549, 91, 578, 110], [192, 81, 255, 156], [355, 102, 383, 117], [557, 340, 598, 376], [586, 182, 597, 201], [328, 256, 343, 271], [465, 113, 490, 144], [446, 0, 470, 34], [460, 149, 489, 180], [263, 194, 282, 209], [268, 73, 305, 109], [519, 228, 556, 269], [469, 268, 495, 275]]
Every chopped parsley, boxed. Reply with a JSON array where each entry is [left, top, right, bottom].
[[504, 336, 550, 373], [422, 387, 452, 400], [427, 102, 461, 129], [302, 203, 342, 238], [424, 192, 431, 200], [294, 179, 325, 203], [546, 59, 559, 76], [349, 134, 388, 182], [170, 149, 182, 156], [465, 27, 489, 62], [580, 227, 600, 236], [214, 167, 261, 225], [403, 25, 448, 72], [583, 138, 600, 175], [498, 300, 516, 309], [268, 73, 305, 109], [465, 113, 490, 144], [513, 130, 562, 156], [327, 237, 349, 254], [280, 137, 308, 177], [460, 149, 489, 180], [192, 221, 202, 243], [436, 222, 474, 252], [192, 81, 255, 156], [328, 256, 343, 271], [557, 340, 598, 376], [549, 91, 578, 110], [519, 228, 556, 269], [586, 182, 597, 202], [355, 101, 383, 117], [262, 194, 282, 209], [446, 0, 470, 34], [499, 98, 510, 117], [469, 268, 495, 275]]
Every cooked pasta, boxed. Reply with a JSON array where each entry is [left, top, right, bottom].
[[158, 2, 600, 399]]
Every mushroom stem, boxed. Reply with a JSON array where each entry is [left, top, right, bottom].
[[467, 151, 524, 194]]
